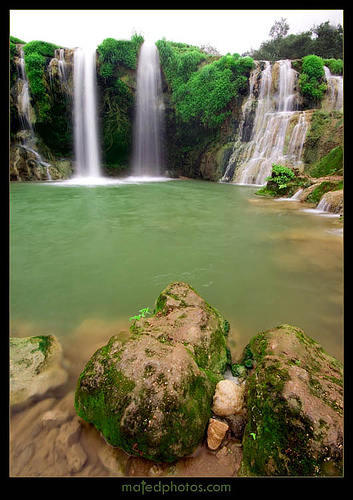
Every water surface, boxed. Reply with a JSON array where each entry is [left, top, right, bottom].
[[10, 179, 343, 361]]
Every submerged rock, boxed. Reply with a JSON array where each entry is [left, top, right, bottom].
[[75, 281, 230, 463], [239, 324, 343, 477], [10, 335, 68, 409]]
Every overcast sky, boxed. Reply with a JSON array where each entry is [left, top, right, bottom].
[[10, 9, 344, 55]]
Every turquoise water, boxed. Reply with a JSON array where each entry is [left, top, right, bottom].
[[10, 179, 343, 361]]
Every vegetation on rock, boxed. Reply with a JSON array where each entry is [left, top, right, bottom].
[[299, 55, 327, 105], [239, 324, 343, 476], [97, 34, 144, 169], [157, 38, 254, 128], [75, 282, 229, 462]]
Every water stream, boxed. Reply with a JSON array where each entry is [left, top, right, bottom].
[[17, 49, 52, 180], [131, 41, 163, 176], [73, 47, 102, 179], [223, 60, 309, 185]]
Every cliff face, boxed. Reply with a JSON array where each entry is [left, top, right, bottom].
[[10, 44, 75, 181], [9, 38, 343, 183]]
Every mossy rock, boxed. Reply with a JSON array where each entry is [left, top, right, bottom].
[[75, 282, 229, 462], [10, 335, 68, 409], [239, 324, 343, 476]]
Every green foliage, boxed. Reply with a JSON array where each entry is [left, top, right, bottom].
[[157, 39, 254, 129], [306, 181, 338, 204], [10, 36, 26, 44], [299, 55, 326, 103], [129, 307, 151, 322], [323, 58, 343, 75], [308, 146, 343, 177], [23, 40, 60, 57], [23, 51, 51, 121], [97, 34, 144, 72], [247, 20, 342, 61], [266, 164, 295, 190], [22, 40, 61, 122]]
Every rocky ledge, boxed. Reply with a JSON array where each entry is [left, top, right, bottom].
[[10, 335, 68, 409]]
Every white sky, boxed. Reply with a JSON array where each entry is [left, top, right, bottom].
[[10, 9, 344, 55]]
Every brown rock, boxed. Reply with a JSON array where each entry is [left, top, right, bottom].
[[207, 418, 229, 450]]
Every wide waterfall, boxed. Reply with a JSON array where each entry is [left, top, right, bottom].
[[223, 60, 308, 185], [73, 47, 102, 178], [131, 41, 163, 177]]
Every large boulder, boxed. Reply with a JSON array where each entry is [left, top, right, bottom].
[[75, 282, 230, 463], [239, 324, 343, 476], [10, 335, 68, 409]]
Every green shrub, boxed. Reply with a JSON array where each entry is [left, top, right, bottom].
[[156, 39, 254, 129], [23, 40, 60, 58], [299, 55, 326, 103], [323, 58, 343, 75], [10, 36, 26, 44], [266, 164, 295, 190], [97, 34, 144, 72]]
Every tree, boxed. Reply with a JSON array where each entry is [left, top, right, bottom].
[[311, 21, 343, 59], [269, 18, 290, 39]]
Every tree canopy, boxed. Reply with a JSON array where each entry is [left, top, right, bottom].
[[246, 19, 343, 61]]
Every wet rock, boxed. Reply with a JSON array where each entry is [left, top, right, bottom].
[[212, 379, 244, 417], [66, 443, 87, 474], [10, 335, 68, 409], [42, 409, 70, 429], [225, 410, 247, 439], [207, 418, 229, 450], [239, 324, 343, 477], [55, 417, 82, 454], [75, 281, 230, 463]]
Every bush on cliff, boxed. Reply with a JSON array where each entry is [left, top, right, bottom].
[[156, 38, 254, 129], [299, 54, 327, 105]]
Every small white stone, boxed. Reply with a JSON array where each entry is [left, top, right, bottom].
[[212, 379, 244, 417]]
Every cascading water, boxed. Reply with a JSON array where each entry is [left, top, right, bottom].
[[131, 41, 163, 177], [17, 49, 52, 180], [323, 66, 343, 111], [223, 60, 308, 185], [73, 47, 101, 178]]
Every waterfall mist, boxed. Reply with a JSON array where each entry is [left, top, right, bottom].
[[131, 41, 164, 177]]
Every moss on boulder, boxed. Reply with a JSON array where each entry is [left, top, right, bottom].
[[75, 282, 229, 462], [10, 335, 68, 409], [239, 324, 343, 476]]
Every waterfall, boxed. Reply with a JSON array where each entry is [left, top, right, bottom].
[[224, 60, 308, 185], [56, 48, 67, 83], [17, 49, 52, 180], [131, 41, 163, 177], [323, 66, 343, 111], [73, 47, 101, 178]]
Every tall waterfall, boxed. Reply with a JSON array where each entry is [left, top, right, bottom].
[[73, 47, 101, 178], [223, 60, 308, 185], [131, 41, 163, 177]]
